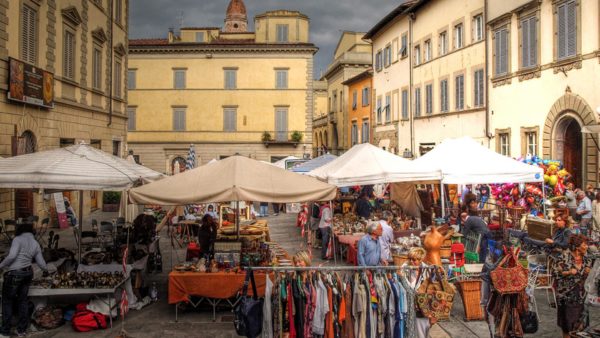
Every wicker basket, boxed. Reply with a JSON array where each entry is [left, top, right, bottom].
[[457, 279, 484, 321], [440, 246, 452, 259], [392, 254, 408, 267]]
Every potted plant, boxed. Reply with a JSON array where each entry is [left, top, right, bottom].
[[290, 131, 303, 143], [261, 131, 273, 144], [102, 191, 121, 212]]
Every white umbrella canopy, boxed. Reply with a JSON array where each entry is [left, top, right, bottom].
[[412, 137, 544, 184], [307, 143, 441, 186], [0, 143, 164, 190], [128, 155, 337, 205]]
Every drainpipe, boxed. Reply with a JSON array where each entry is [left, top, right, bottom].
[[484, 0, 491, 147], [107, 0, 114, 127], [409, 13, 415, 156]]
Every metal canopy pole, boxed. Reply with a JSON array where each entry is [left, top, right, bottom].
[[246, 265, 437, 272], [78, 190, 84, 264], [329, 200, 337, 265]]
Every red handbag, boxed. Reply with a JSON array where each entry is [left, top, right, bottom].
[[490, 247, 528, 294], [72, 310, 107, 332]]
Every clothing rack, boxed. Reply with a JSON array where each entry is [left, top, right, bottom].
[[246, 265, 439, 272]]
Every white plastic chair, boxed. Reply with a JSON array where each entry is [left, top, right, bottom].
[[527, 253, 557, 320]]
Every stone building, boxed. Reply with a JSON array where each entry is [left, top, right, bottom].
[[0, 0, 129, 220], [342, 69, 372, 147], [488, 0, 600, 188], [127, 0, 317, 173]]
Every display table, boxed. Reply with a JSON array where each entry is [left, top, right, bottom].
[[336, 234, 362, 265], [169, 271, 269, 321], [217, 220, 271, 242]]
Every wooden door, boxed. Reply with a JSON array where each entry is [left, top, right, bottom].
[[563, 120, 582, 188], [90, 191, 98, 209], [15, 190, 33, 219]]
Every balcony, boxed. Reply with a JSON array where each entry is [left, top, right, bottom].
[[262, 131, 305, 148]]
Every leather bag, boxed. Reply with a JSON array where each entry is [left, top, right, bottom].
[[415, 268, 456, 322], [520, 311, 539, 334], [233, 270, 263, 338], [490, 248, 528, 294]]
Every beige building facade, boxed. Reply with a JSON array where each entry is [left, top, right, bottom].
[[318, 32, 371, 155], [128, 1, 316, 172], [312, 79, 328, 157], [0, 0, 129, 220], [488, 0, 600, 188]]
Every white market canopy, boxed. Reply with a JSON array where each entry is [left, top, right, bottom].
[[412, 137, 544, 184], [0, 143, 164, 190], [292, 154, 338, 173], [128, 155, 337, 205], [307, 143, 441, 187]]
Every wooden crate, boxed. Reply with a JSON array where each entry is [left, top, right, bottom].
[[457, 279, 484, 321], [526, 216, 554, 241]]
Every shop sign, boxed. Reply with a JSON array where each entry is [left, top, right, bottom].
[[7, 57, 55, 108]]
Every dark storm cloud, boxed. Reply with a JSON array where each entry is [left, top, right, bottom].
[[129, 0, 401, 78]]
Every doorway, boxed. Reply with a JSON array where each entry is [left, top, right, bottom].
[[554, 116, 583, 188], [14, 130, 36, 219]]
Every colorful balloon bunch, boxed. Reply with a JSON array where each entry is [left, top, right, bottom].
[[519, 155, 571, 198]]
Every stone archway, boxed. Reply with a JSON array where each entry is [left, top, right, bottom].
[[543, 89, 598, 187]]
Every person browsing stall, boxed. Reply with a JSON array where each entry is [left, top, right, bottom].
[[576, 190, 592, 236], [545, 215, 572, 250], [0, 223, 48, 337], [357, 222, 384, 266], [318, 202, 332, 260], [204, 204, 218, 221], [379, 211, 395, 263], [353, 192, 372, 219], [460, 210, 490, 263], [197, 214, 218, 259], [400, 247, 432, 338]]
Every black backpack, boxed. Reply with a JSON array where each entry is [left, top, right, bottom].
[[311, 203, 320, 218], [233, 270, 263, 338]]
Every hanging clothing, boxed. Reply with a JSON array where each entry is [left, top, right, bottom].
[[312, 278, 329, 336], [262, 275, 273, 338]]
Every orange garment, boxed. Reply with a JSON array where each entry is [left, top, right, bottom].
[[168, 271, 268, 304], [339, 292, 346, 322], [326, 286, 334, 338]]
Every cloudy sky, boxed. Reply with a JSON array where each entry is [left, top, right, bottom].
[[129, 0, 402, 78]]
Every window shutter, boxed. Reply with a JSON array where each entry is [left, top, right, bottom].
[[558, 4, 567, 59], [478, 71, 484, 106], [128, 71, 136, 90], [494, 30, 500, 74], [529, 18, 537, 66], [501, 29, 508, 74], [522, 19, 530, 68], [566, 1, 576, 57], [127, 108, 136, 131], [22, 5, 37, 64]]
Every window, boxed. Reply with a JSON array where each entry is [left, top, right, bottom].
[[224, 69, 236, 89], [439, 31, 448, 55], [276, 24, 289, 42], [339, 90, 343, 112], [440, 79, 448, 112], [474, 69, 484, 107], [415, 88, 421, 117], [425, 84, 433, 115], [352, 90, 357, 110], [127, 107, 136, 131], [173, 108, 186, 131], [112, 140, 121, 156], [494, 27, 509, 75], [401, 90, 408, 120], [275, 108, 288, 141], [384, 45, 391, 67], [454, 23, 463, 49], [414, 45, 421, 65], [92, 47, 102, 90], [521, 16, 537, 68], [499, 133, 510, 156], [195, 32, 205, 42], [223, 108, 237, 132], [557, 0, 576, 60], [114, 59, 122, 98], [392, 38, 399, 63], [332, 91, 337, 112], [424, 40, 431, 62], [385, 94, 391, 123], [362, 87, 369, 106], [473, 14, 483, 42], [351, 122, 358, 145], [174, 69, 186, 89], [455, 75, 464, 110], [275, 69, 288, 89], [376, 97, 382, 124], [63, 29, 75, 80], [21, 4, 38, 65], [362, 119, 369, 143], [115, 0, 122, 24], [127, 70, 136, 90], [375, 50, 383, 71], [526, 131, 537, 155], [400, 34, 408, 58]]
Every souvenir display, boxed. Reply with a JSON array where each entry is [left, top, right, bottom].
[[33, 272, 125, 289]]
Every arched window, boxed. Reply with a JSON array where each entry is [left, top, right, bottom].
[[171, 156, 186, 174], [19, 130, 37, 155]]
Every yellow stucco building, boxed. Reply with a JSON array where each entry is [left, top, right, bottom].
[[127, 0, 317, 173], [0, 0, 129, 220]]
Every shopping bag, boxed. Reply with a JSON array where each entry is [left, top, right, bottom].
[[585, 260, 600, 307], [233, 270, 263, 338], [490, 247, 528, 294], [415, 268, 456, 322]]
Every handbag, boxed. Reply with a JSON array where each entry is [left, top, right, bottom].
[[520, 311, 539, 334], [233, 270, 264, 338], [415, 268, 456, 322], [490, 247, 528, 294]]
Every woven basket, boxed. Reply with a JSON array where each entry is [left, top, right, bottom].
[[392, 254, 408, 267], [440, 246, 452, 259], [457, 279, 484, 321]]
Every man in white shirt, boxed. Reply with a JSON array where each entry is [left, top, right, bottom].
[[379, 211, 395, 263], [318, 202, 332, 260]]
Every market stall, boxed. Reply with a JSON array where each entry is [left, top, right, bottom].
[[128, 155, 336, 318]]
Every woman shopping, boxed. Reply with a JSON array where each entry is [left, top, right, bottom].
[[551, 234, 593, 338], [401, 247, 432, 338]]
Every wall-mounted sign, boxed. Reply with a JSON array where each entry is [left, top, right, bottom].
[[8, 58, 54, 108]]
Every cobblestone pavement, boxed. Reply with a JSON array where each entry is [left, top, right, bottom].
[[12, 210, 599, 337]]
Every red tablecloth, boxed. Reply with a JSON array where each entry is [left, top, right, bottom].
[[168, 271, 268, 304], [337, 234, 362, 245], [336, 234, 362, 265]]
